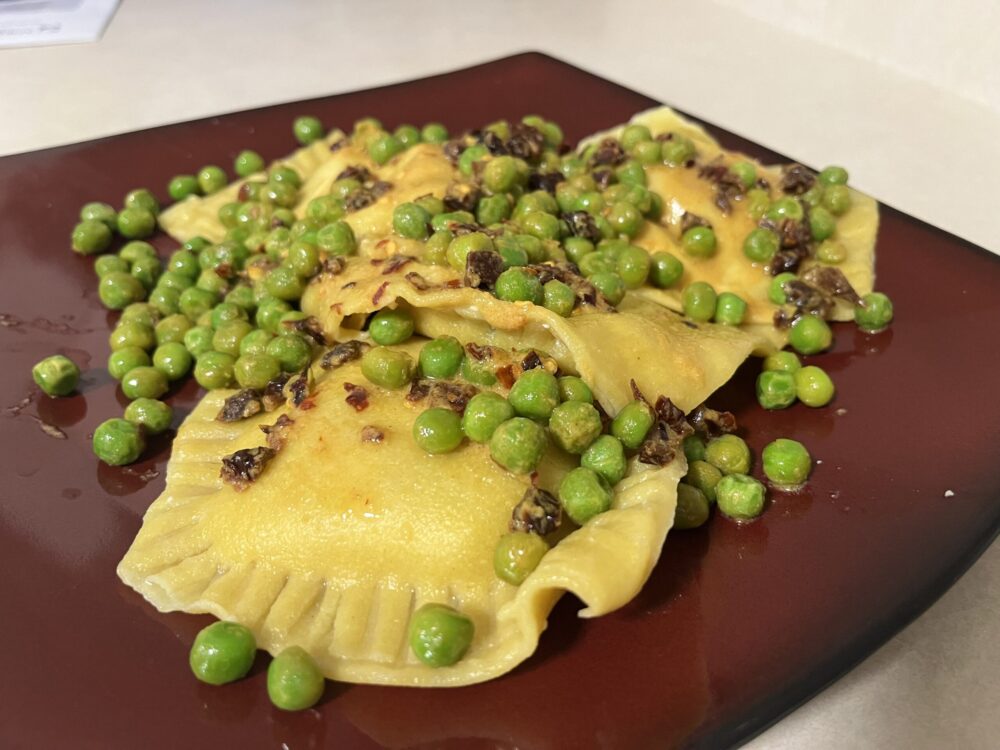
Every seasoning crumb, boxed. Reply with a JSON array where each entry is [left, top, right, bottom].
[[32, 416, 67, 439], [361, 425, 385, 444], [835, 407, 848, 416], [344, 382, 370, 411], [944, 490, 955, 498]]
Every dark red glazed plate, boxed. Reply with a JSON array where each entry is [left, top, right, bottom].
[[2, 53, 999, 749]]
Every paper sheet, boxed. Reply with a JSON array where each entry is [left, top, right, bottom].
[[0, 0, 118, 48]]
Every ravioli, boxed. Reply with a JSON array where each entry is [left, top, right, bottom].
[[117, 340, 686, 686], [301, 258, 755, 414], [583, 107, 879, 331]]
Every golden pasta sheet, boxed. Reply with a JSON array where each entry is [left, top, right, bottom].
[[301, 259, 755, 415], [582, 107, 879, 329], [117, 340, 685, 687]]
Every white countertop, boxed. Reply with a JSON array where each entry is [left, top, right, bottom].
[[4, 1, 999, 746]]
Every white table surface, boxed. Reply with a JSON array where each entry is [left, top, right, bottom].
[[3, 1, 999, 747]]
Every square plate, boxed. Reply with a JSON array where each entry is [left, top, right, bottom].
[[2, 53, 999, 749]]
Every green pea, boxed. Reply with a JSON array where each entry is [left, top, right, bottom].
[[745, 188, 771, 221], [32, 354, 79, 397], [716, 474, 766, 521], [394, 124, 421, 148], [581, 435, 627, 486], [631, 139, 662, 166], [762, 438, 812, 488], [80, 201, 117, 229], [517, 233, 548, 263], [305, 195, 345, 225], [232, 149, 264, 177], [705, 434, 751, 475], [579, 252, 615, 277], [620, 124, 652, 150], [94, 255, 129, 277], [809, 206, 837, 241], [196, 165, 227, 195], [649, 251, 684, 288], [537, 279, 576, 317], [493, 235, 528, 268], [124, 398, 173, 435], [194, 351, 235, 389], [561, 237, 593, 266], [661, 134, 696, 165], [176, 287, 216, 321], [156, 270, 194, 294], [556, 183, 582, 214], [267, 334, 313, 373], [769, 272, 797, 305], [682, 281, 717, 322], [218, 202, 240, 229], [494, 532, 549, 585], [495, 268, 543, 304], [822, 184, 852, 215], [682, 226, 717, 258], [447, 232, 494, 271], [559, 467, 613, 525], [392, 202, 431, 240], [419, 336, 464, 379], [369, 134, 405, 165], [763, 350, 802, 373], [209, 301, 247, 329], [239, 329, 275, 358], [558, 375, 593, 405], [508, 369, 560, 421], [481, 155, 520, 194], [284, 241, 319, 278], [120, 300, 158, 327], [819, 165, 849, 186], [124, 188, 160, 216], [231, 353, 280, 389], [575, 191, 605, 214], [715, 292, 747, 326], [548, 401, 602, 454], [152, 342, 193, 381], [255, 299, 292, 333], [121, 365, 169, 400], [109, 321, 155, 352], [92, 418, 145, 466], [447, 393, 507, 445], [616, 159, 647, 187], [788, 315, 833, 355], [766, 197, 804, 222], [423, 229, 453, 265], [264, 265, 306, 302], [99, 271, 146, 310], [756, 370, 797, 410], [684, 460, 722, 504], [743, 228, 779, 263], [108, 347, 151, 380], [131, 255, 163, 290], [523, 115, 563, 148], [183, 325, 215, 357], [148, 287, 181, 317], [683, 435, 706, 463], [408, 603, 474, 668], [168, 175, 200, 201], [360, 346, 414, 389], [460, 354, 498, 386], [421, 123, 449, 143], [431, 210, 475, 232], [476, 194, 512, 226], [816, 240, 847, 265], [588, 271, 626, 305], [195, 271, 228, 298], [293, 115, 325, 145], [794, 365, 835, 407], [188, 620, 257, 686], [368, 308, 414, 346], [855, 292, 894, 332], [489, 417, 547, 474], [674, 484, 710, 530], [801, 184, 824, 208], [615, 245, 651, 289], [606, 201, 642, 238], [610, 399, 654, 450], [115, 206, 155, 239], [314, 220, 356, 257], [267, 646, 324, 711], [413, 407, 464, 454], [413, 194, 445, 217], [730, 161, 757, 189], [458, 144, 489, 175], [71, 219, 112, 255], [519, 211, 562, 242]]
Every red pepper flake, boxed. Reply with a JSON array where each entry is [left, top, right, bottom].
[[371, 281, 390, 306], [495, 365, 515, 390], [381, 254, 416, 275], [344, 382, 370, 412], [299, 398, 316, 410]]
